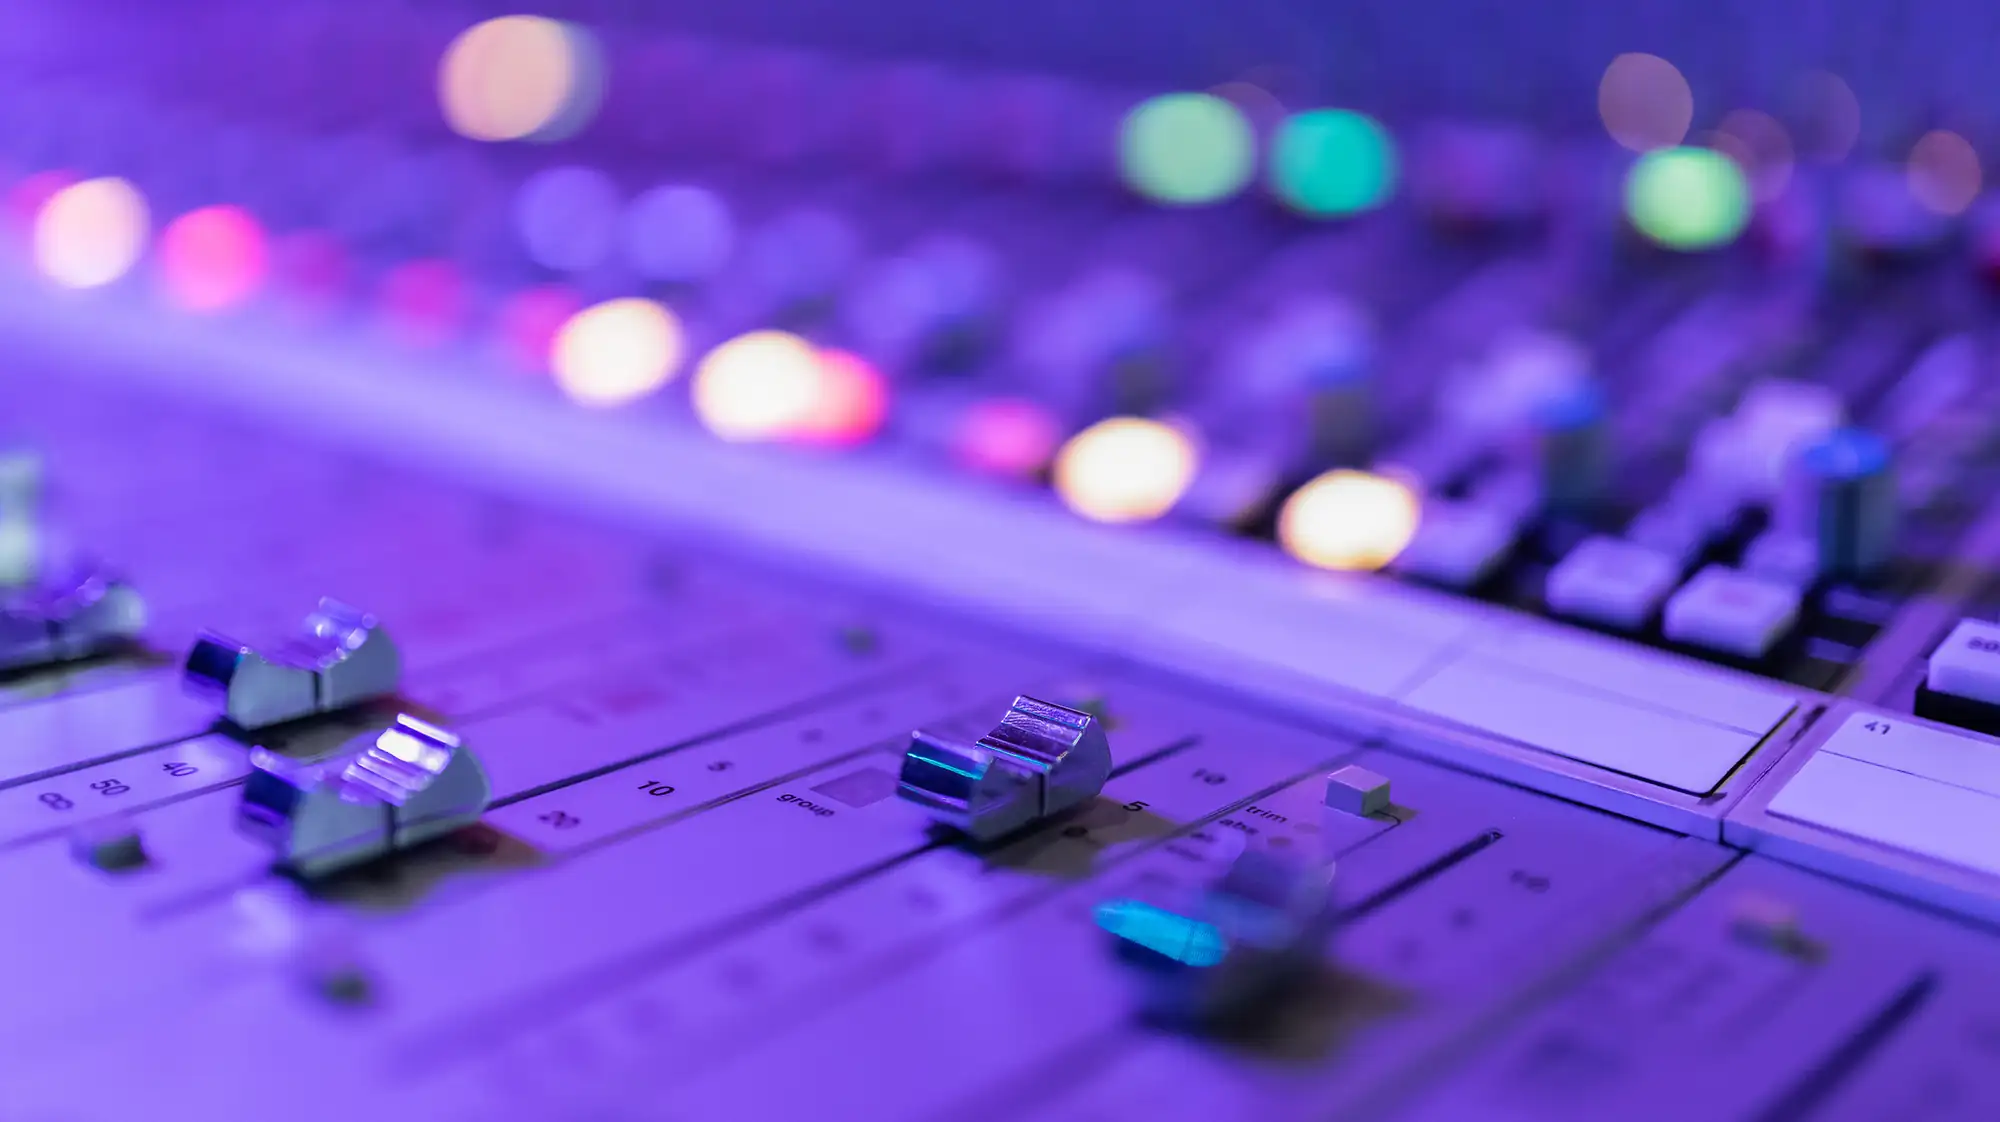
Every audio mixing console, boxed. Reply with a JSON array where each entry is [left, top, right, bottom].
[[2, 2, 2000, 1120]]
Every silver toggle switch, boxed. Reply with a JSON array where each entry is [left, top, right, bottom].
[[0, 564, 146, 672], [184, 598, 401, 729], [239, 714, 490, 879], [899, 695, 1112, 841], [1103, 848, 1337, 1031]]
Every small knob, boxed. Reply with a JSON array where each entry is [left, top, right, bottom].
[[1840, 163, 1952, 261], [1532, 380, 1610, 517], [844, 236, 1000, 375], [1103, 848, 1336, 1031], [1019, 269, 1173, 419], [726, 208, 859, 326], [1233, 296, 1376, 469], [183, 598, 401, 729], [0, 564, 146, 673], [1729, 893, 1821, 960], [1786, 427, 1897, 581], [1432, 329, 1594, 471], [239, 714, 490, 878], [70, 814, 147, 872], [1409, 122, 1545, 230], [899, 695, 1111, 841], [621, 184, 734, 286]]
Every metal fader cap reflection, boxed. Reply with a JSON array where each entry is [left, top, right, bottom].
[[0, 564, 146, 672], [184, 598, 402, 729], [240, 714, 491, 879], [899, 695, 1113, 841]]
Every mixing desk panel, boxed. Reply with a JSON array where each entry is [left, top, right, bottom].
[[2, 2, 2000, 1119]]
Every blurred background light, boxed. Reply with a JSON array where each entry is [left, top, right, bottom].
[[271, 230, 351, 319], [157, 205, 269, 313], [495, 284, 583, 372], [692, 330, 824, 441], [34, 177, 148, 289], [954, 398, 1061, 479], [378, 258, 467, 347], [1052, 416, 1197, 524], [1907, 130, 1982, 216], [1276, 469, 1419, 571], [1598, 53, 1693, 153], [1709, 109, 1795, 202], [1267, 108, 1397, 217], [1625, 146, 1750, 250], [622, 184, 735, 283], [1792, 71, 1861, 163], [1118, 93, 1255, 206], [439, 16, 605, 143], [7, 170, 75, 246], [552, 297, 685, 407], [515, 165, 620, 273], [1209, 79, 1288, 132], [798, 350, 889, 447]]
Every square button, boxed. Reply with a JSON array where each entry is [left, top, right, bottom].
[[1544, 536, 1681, 630], [1324, 765, 1391, 817], [1926, 618, 2000, 706], [1662, 565, 1801, 658], [1391, 501, 1518, 588]]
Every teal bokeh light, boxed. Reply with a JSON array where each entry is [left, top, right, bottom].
[[1268, 109, 1398, 217]]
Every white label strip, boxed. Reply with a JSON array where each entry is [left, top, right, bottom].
[[1768, 713, 2000, 879]]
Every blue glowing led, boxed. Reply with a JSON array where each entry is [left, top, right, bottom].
[[1533, 381, 1608, 433], [1094, 898, 1228, 967], [1799, 427, 1891, 481]]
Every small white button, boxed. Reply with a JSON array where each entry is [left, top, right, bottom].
[[1390, 501, 1517, 588], [1926, 617, 2000, 706], [1544, 536, 1680, 630], [1662, 565, 1801, 658], [1741, 531, 1819, 588], [1324, 765, 1390, 817]]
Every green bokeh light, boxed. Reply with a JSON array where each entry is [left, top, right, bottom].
[[1268, 109, 1397, 217], [1118, 93, 1256, 206], [1624, 146, 1751, 250]]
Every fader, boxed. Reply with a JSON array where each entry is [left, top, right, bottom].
[[183, 598, 402, 729], [899, 694, 1113, 840], [238, 713, 491, 878]]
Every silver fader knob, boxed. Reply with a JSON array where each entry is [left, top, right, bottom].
[[0, 565, 146, 672], [184, 599, 401, 729], [1106, 848, 1337, 1031], [240, 714, 490, 879], [899, 695, 1112, 841]]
